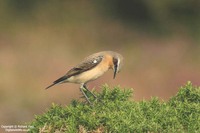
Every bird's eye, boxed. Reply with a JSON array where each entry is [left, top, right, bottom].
[[113, 57, 118, 66]]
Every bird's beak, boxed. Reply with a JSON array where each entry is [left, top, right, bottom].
[[113, 65, 117, 79]]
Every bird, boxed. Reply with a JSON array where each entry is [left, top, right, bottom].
[[45, 51, 123, 103]]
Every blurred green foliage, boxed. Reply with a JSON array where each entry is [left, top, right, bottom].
[[98, 0, 200, 35], [29, 82, 200, 132], [1, 0, 200, 36]]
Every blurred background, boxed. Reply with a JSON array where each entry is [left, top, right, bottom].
[[0, 0, 200, 126]]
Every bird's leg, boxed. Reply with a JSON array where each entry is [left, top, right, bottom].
[[80, 86, 92, 104], [83, 84, 97, 98], [83, 85, 105, 104]]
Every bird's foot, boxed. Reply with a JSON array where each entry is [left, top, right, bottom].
[[80, 87, 92, 104], [80, 85, 99, 105], [83, 85, 97, 98]]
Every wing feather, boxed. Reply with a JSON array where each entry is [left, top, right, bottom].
[[45, 55, 103, 89], [65, 55, 103, 77]]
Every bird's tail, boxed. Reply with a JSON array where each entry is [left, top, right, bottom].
[[45, 83, 56, 89], [45, 75, 68, 89]]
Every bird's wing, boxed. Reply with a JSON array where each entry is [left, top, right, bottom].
[[65, 55, 103, 77], [45, 55, 103, 89]]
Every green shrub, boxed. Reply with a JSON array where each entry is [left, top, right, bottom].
[[29, 82, 200, 133]]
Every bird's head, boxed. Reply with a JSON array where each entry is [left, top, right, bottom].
[[112, 53, 123, 79]]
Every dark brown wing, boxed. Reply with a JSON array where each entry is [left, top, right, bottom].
[[45, 55, 103, 89], [65, 55, 103, 77]]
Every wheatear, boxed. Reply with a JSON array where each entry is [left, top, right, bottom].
[[46, 51, 123, 103]]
